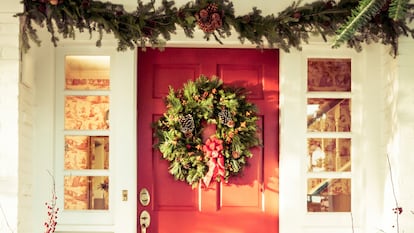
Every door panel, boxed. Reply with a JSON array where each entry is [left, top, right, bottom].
[[218, 64, 264, 99], [153, 149, 197, 211], [152, 64, 200, 98], [138, 48, 279, 233]]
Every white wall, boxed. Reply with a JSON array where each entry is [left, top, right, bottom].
[[388, 37, 414, 233], [18, 53, 35, 233], [0, 2, 21, 233], [359, 44, 391, 233], [25, 26, 56, 233]]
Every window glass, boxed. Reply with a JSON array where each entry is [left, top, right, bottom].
[[307, 58, 351, 92], [64, 136, 109, 170], [307, 138, 351, 172], [64, 176, 109, 210], [64, 95, 109, 130], [65, 56, 110, 90], [307, 178, 351, 212], [307, 98, 351, 132]]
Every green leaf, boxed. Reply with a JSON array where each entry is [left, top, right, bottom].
[[185, 15, 196, 24]]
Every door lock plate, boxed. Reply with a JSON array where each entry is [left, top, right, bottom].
[[140, 210, 151, 229], [139, 188, 150, 206]]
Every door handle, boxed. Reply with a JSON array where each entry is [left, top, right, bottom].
[[140, 210, 151, 233]]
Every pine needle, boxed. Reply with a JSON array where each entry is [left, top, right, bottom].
[[332, 0, 386, 48], [389, 0, 410, 21]]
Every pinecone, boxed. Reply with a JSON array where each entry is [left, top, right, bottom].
[[207, 3, 218, 12], [196, 3, 223, 33], [82, 0, 90, 8]]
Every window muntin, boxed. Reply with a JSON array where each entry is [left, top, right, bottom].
[[63, 55, 111, 211], [306, 58, 352, 213]]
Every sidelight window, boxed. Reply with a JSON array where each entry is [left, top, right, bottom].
[[62, 55, 111, 210], [306, 58, 352, 212]]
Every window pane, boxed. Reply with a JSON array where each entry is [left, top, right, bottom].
[[307, 178, 351, 212], [64, 176, 109, 210], [308, 58, 351, 92], [64, 96, 109, 130], [65, 136, 109, 170], [307, 98, 351, 132], [65, 56, 110, 90], [307, 138, 351, 172]]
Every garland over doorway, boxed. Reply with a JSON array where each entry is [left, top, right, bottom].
[[18, 0, 414, 56]]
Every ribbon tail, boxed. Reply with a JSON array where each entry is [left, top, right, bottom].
[[217, 156, 225, 178], [203, 158, 216, 187]]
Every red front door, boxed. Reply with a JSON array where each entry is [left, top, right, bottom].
[[138, 48, 279, 233]]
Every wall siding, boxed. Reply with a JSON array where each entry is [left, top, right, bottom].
[[30, 27, 56, 233], [18, 58, 35, 232], [393, 38, 414, 233], [0, 9, 20, 233]]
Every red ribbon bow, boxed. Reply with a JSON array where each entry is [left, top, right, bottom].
[[202, 136, 225, 187]]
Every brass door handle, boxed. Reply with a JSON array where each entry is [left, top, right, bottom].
[[140, 210, 150, 233]]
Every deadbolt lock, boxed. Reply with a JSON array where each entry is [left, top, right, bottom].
[[139, 188, 150, 206]]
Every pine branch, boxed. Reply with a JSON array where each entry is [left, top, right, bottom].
[[389, 0, 410, 21], [333, 0, 386, 48]]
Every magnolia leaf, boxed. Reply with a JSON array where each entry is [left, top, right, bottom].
[[185, 15, 196, 24]]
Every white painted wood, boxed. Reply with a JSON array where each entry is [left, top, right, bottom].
[[0, 7, 20, 233]]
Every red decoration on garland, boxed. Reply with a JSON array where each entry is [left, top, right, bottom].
[[195, 3, 223, 33]]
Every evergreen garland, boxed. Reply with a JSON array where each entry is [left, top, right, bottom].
[[153, 75, 260, 188], [17, 0, 414, 56]]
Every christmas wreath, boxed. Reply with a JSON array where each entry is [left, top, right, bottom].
[[154, 75, 261, 188]]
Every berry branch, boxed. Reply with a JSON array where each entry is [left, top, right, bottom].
[[386, 154, 402, 232], [44, 171, 59, 233]]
